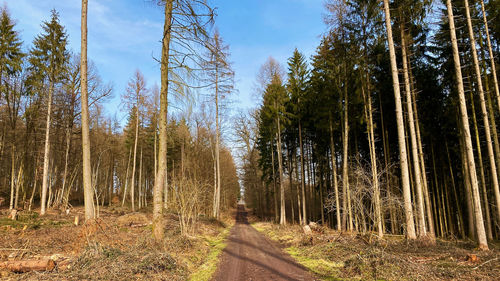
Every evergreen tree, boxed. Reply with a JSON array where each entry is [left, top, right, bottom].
[[27, 9, 69, 215]]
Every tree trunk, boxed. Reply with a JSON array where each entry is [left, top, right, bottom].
[[329, 116, 341, 231], [463, 0, 493, 249], [122, 147, 132, 206], [130, 104, 139, 212], [447, 0, 488, 249], [382, 0, 416, 239], [469, 87, 493, 239], [298, 121, 307, 224], [277, 118, 286, 225], [342, 84, 352, 231], [271, 142, 278, 222], [409, 62, 435, 238], [401, 28, 426, 237], [152, 0, 173, 240], [9, 146, 15, 210], [479, 0, 500, 113], [40, 81, 54, 216], [80, 0, 95, 220], [214, 71, 221, 219]]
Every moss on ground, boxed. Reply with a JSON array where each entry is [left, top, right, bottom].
[[188, 226, 231, 281], [253, 222, 500, 281]]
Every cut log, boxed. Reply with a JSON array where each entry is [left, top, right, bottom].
[[0, 259, 55, 273]]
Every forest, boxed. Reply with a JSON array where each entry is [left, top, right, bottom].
[[0, 0, 499, 280], [243, 0, 500, 250]]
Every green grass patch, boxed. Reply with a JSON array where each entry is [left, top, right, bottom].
[[188, 227, 231, 281], [286, 246, 344, 281]]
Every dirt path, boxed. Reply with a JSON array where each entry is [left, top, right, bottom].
[[212, 205, 317, 281]]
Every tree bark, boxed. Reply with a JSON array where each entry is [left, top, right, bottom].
[[447, 0, 488, 249], [382, 0, 416, 239], [329, 116, 341, 231], [299, 121, 307, 224], [152, 0, 173, 241], [81, 0, 95, 220], [401, 28, 426, 237], [40, 81, 54, 216], [277, 118, 286, 225]]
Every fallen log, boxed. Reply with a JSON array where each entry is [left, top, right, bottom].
[[0, 259, 55, 273]]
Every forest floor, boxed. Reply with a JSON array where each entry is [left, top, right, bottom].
[[0, 204, 234, 280], [252, 219, 500, 280]]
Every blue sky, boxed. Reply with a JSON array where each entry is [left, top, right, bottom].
[[5, 0, 326, 124]]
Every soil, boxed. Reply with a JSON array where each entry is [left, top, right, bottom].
[[212, 205, 317, 281]]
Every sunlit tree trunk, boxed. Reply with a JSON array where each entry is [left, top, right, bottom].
[[361, 79, 382, 237], [382, 0, 416, 239], [122, 147, 132, 206], [401, 28, 426, 237], [342, 86, 352, 231], [277, 115, 286, 225], [465, 0, 499, 239], [469, 87, 493, 239], [329, 115, 341, 231], [40, 82, 54, 215], [479, 0, 500, 113], [447, 0, 488, 249], [152, 0, 173, 241], [299, 121, 307, 224], [80, 0, 95, 220]]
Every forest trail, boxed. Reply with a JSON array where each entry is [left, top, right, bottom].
[[212, 204, 317, 281]]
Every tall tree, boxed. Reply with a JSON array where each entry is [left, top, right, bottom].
[[382, 0, 416, 239], [27, 10, 69, 215], [80, 0, 95, 220], [0, 6, 24, 211], [445, 0, 488, 250], [124, 70, 148, 212], [204, 29, 234, 219], [286, 49, 309, 225]]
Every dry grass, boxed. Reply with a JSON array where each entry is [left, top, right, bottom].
[[0, 206, 234, 280], [253, 222, 500, 281]]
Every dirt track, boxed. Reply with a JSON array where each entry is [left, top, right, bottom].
[[212, 205, 317, 281]]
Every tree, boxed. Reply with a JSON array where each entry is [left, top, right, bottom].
[[27, 9, 69, 215], [382, 0, 416, 240], [123, 70, 148, 212], [445, 0, 488, 250], [80, 0, 95, 220], [0, 6, 24, 211], [204, 29, 234, 219], [286, 49, 309, 225]]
